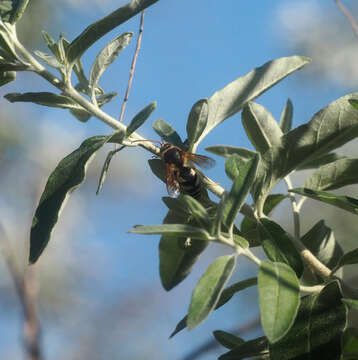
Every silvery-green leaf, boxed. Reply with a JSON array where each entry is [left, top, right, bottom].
[[206, 145, 256, 160], [279, 98, 293, 133], [152, 118, 183, 147], [126, 102, 156, 137], [186, 98, 208, 151]]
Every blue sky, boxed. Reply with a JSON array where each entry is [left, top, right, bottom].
[[1, 0, 358, 359]]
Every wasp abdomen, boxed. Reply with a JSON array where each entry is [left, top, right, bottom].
[[178, 167, 201, 199]]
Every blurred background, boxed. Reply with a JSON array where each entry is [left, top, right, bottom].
[[1, 0, 358, 359]]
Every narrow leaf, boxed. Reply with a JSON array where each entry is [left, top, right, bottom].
[[221, 154, 259, 229], [89, 32, 133, 101], [41, 30, 61, 60], [186, 98, 209, 151], [305, 158, 358, 191], [152, 118, 183, 147], [242, 102, 282, 153], [10, 0, 29, 24], [67, 0, 159, 65], [30, 136, 108, 264], [213, 330, 244, 349], [334, 248, 358, 272], [34, 50, 63, 69], [219, 336, 268, 360], [297, 152, 346, 171], [187, 254, 236, 329], [279, 98, 293, 133], [129, 224, 210, 240], [258, 260, 300, 344], [179, 195, 210, 230], [290, 188, 358, 215], [206, 145, 256, 160], [126, 102, 156, 137], [197, 56, 310, 143], [4, 92, 85, 110], [170, 277, 257, 337], [259, 218, 303, 277], [269, 280, 347, 360]]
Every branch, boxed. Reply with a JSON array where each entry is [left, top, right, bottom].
[[119, 10, 145, 123], [0, 225, 42, 360], [335, 0, 358, 40]]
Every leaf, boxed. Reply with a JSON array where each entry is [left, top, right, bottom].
[[126, 102, 156, 137], [179, 195, 210, 230], [30, 136, 108, 264], [301, 220, 343, 272], [242, 101, 282, 154], [89, 32, 133, 101], [170, 277, 257, 337], [220, 154, 259, 229], [219, 336, 268, 360], [187, 254, 236, 329], [148, 158, 166, 183], [269, 280, 347, 360], [258, 260, 300, 344], [252, 93, 358, 204], [333, 248, 358, 273], [0, 0, 28, 23], [0, 19, 18, 59], [186, 98, 209, 151], [196, 56, 311, 143], [341, 328, 358, 359], [159, 209, 209, 291], [259, 218, 303, 277], [0, 70, 15, 86], [34, 50, 63, 69], [152, 118, 183, 147], [213, 330, 244, 349], [305, 158, 358, 191], [4, 92, 85, 110], [41, 30, 61, 61], [67, 0, 160, 65], [129, 224, 210, 240], [96, 146, 125, 195], [290, 188, 358, 215], [9, 0, 29, 24], [206, 145, 256, 160], [279, 98, 293, 133], [297, 152, 346, 171]]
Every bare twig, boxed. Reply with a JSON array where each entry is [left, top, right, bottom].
[[0, 225, 42, 360], [181, 317, 261, 360], [118, 10, 146, 123], [335, 0, 358, 40]]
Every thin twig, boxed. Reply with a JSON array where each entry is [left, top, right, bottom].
[[335, 0, 358, 40], [118, 10, 145, 123], [0, 225, 42, 360], [284, 176, 300, 239]]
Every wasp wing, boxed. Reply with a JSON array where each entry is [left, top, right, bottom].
[[184, 153, 216, 170], [165, 163, 180, 197]]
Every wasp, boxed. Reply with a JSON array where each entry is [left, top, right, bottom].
[[159, 143, 215, 199]]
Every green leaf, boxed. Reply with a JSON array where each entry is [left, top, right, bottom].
[[186, 98, 209, 151], [129, 224, 210, 240], [96, 146, 125, 195], [259, 218, 303, 277], [196, 56, 310, 143], [341, 328, 358, 359], [67, 0, 159, 65], [4, 92, 85, 110], [342, 298, 358, 310], [0, 0, 28, 23], [297, 152, 346, 171], [290, 188, 358, 215], [205, 145, 256, 160], [333, 248, 358, 273], [241, 194, 287, 247], [269, 280, 347, 360], [126, 102, 156, 137], [170, 277, 257, 337], [0, 70, 15, 86], [34, 50, 63, 69], [187, 254, 236, 329], [41, 30, 61, 61], [152, 118, 183, 147], [252, 93, 358, 204], [220, 154, 259, 229], [158, 209, 209, 291], [148, 158, 166, 183], [213, 330, 244, 349], [242, 101, 282, 154], [89, 32, 133, 101], [279, 98, 293, 133], [30, 136, 108, 264], [0, 19, 18, 59], [179, 195, 210, 230], [219, 336, 268, 360], [301, 220, 343, 272], [258, 260, 300, 344], [305, 158, 358, 191]]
